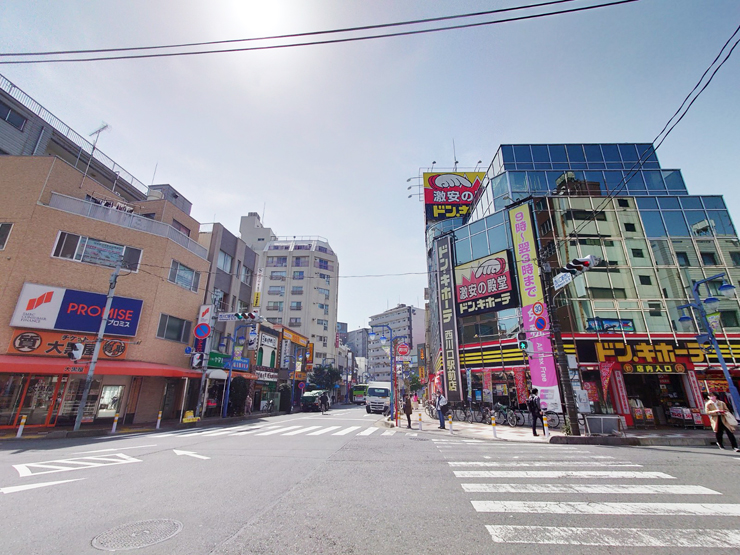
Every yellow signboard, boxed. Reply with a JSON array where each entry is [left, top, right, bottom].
[[290, 372, 307, 380]]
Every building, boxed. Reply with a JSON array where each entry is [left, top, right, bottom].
[[347, 327, 370, 358], [425, 142, 740, 428], [368, 304, 425, 382], [240, 214, 340, 366], [337, 322, 348, 347]]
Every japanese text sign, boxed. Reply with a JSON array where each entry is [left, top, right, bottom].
[[423, 172, 484, 223], [435, 235, 462, 401], [9, 329, 128, 359], [595, 340, 704, 367], [454, 250, 518, 317]]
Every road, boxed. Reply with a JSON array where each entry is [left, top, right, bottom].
[[1, 405, 740, 554]]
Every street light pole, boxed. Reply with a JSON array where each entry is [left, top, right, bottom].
[[222, 324, 248, 418], [370, 325, 396, 421]]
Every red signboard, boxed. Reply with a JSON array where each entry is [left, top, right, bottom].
[[423, 172, 484, 222]]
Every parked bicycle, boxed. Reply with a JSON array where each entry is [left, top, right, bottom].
[[493, 402, 517, 426]]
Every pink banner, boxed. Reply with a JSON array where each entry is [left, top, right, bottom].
[[513, 367, 528, 405], [600, 361, 615, 398], [522, 304, 561, 412], [611, 370, 629, 415]]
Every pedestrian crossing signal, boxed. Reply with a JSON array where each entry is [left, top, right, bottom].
[[67, 343, 84, 361]]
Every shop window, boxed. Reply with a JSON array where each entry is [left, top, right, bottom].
[[701, 252, 718, 266], [638, 275, 652, 286], [721, 311, 739, 328], [157, 314, 192, 343], [53, 232, 142, 271], [675, 252, 690, 267], [624, 223, 636, 232], [169, 260, 201, 292], [0, 223, 12, 249]]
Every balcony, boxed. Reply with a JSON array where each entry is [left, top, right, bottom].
[[49, 193, 207, 259]]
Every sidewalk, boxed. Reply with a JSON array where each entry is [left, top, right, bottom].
[[551, 426, 723, 446]]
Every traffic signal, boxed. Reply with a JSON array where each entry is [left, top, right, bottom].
[[517, 332, 531, 353], [67, 343, 84, 361], [191, 353, 205, 369], [235, 311, 260, 321], [562, 255, 601, 276]]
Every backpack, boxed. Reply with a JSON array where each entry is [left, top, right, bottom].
[[527, 396, 538, 413]]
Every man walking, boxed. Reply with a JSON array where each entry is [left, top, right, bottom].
[[436, 391, 448, 429], [403, 395, 413, 429], [527, 388, 545, 436]]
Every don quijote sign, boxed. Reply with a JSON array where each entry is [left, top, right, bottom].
[[454, 251, 518, 317], [11, 283, 143, 337]]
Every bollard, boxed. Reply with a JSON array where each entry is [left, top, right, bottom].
[[156, 410, 163, 429], [111, 413, 119, 434], [448, 413, 453, 434], [16, 415, 27, 438], [543, 414, 550, 438], [491, 416, 497, 439], [418, 412, 422, 432]]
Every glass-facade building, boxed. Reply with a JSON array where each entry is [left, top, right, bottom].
[[427, 143, 740, 427]]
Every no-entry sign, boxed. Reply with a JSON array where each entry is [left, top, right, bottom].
[[397, 343, 410, 356]]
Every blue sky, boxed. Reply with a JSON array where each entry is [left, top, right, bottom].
[[1, 0, 738, 330]]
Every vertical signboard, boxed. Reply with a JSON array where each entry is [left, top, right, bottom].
[[253, 267, 264, 308], [435, 235, 462, 402], [509, 204, 562, 413]]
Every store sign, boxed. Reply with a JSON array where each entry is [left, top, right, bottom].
[[423, 172, 484, 222], [281, 328, 308, 347], [208, 351, 231, 369], [11, 283, 143, 337], [509, 204, 561, 413], [253, 268, 264, 308], [256, 369, 278, 382], [454, 251, 518, 317], [596, 340, 704, 365], [622, 363, 686, 374], [586, 318, 635, 333], [9, 329, 127, 359], [435, 235, 462, 401], [259, 333, 278, 349]]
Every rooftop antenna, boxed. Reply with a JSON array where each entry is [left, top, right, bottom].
[[474, 160, 482, 172], [453, 140, 459, 171], [262, 202, 266, 224], [431, 160, 436, 172], [80, 123, 109, 188]]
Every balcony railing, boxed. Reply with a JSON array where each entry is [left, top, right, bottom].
[[48, 192, 207, 259]]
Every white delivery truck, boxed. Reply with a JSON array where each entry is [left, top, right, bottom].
[[365, 381, 392, 414]]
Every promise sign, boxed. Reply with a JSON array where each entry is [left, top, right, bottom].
[[435, 235, 462, 402]]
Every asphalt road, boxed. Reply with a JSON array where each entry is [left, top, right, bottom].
[[1, 405, 740, 554]]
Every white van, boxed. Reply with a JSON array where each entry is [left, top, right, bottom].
[[365, 381, 392, 414]]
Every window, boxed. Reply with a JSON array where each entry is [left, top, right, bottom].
[[289, 317, 302, 327], [168, 260, 201, 292], [237, 299, 249, 312], [172, 219, 190, 237], [269, 244, 290, 250], [317, 246, 331, 254], [52, 232, 142, 271], [267, 317, 283, 324], [157, 314, 191, 343], [267, 301, 283, 311], [240, 265, 251, 284], [721, 311, 739, 328], [701, 252, 718, 266], [648, 302, 662, 316], [624, 223, 636, 232], [270, 271, 286, 281], [0, 223, 12, 249], [294, 244, 311, 250], [267, 286, 285, 296], [318, 303, 329, 315], [217, 250, 233, 273], [315, 258, 333, 270], [631, 248, 644, 258], [317, 287, 330, 297], [318, 273, 331, 284], [290, 301, 302, 310], [317, 318, 328, 331], [540, 220, 553, 235], [291, 286, 303, 295], [730, 252, 740, 267], [267, 256, 287, 267], [618, 199, 630, 208], [293, 271, 304, 280], [293, 256, 309, 267], [0, 99, 27, 131], [676, 251, 690, 267], [638, 275, 652, 285]]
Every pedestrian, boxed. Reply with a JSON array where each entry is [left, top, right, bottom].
[[436, 391, 448, 429], [527, 388, 545, 436], [403, 394, 413, 429], [704, 392, 739, 451]]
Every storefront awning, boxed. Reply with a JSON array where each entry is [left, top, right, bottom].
[[0, 355, 202, 379], [206, 369, 258, 380]]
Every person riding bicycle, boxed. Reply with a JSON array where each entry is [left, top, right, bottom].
[[319, 392, 329, 414], [527, 388, 545, 436]]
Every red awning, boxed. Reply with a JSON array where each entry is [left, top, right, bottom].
[[0, 355, 202, 379]]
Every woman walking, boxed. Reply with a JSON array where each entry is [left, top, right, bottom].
[[704, 392, 739, 452]]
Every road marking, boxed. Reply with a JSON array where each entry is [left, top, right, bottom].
[[201, 430, 239, 436], [282, 426, 322, 436], [449, 461, 641, 468], [14, 454, 141, 477], [231, 425, 278, 436], [333, 426, 361, 436], [255, 426, 302, 436], [173, 449, 210, 460], [473, 501, 740, 516], [463, 484, 721, 495], [357, 428, 379, 436], [73, 445, 157, 454], [406, 433, 418, 437], [454, 470, 675, 479], [307, 426, 341, 436], [381, 430, 396, 436], [1, 478, 85, 494]]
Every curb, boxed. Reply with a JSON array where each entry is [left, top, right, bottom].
[[550, 435, 714, 446]]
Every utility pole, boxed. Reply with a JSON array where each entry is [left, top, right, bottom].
[[74, 258, 122, 431], [542, 264, 581, 436]]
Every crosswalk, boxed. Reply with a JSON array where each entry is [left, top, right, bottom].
[[152, 423, 402, 439], [435, 438, 740, 549]]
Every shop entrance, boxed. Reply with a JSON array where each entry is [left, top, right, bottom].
[[623, 373, 688, 426], [1, 375, 67, 428]]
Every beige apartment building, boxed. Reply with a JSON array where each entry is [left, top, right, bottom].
[[0, 156, 210, 429]]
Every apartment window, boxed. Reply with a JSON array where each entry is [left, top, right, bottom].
[[267, 256, 287, 267], [267, 301, 283, 311], [172, 219, 190, 237], [269, 244, 290, 250], [317, 246, 330, 254], [317, 287, 330, 297], [631, 248, 644, 258], [618, 199, 630, 208], [289, 317, 302, 327], [731, 252, 740, 267], [317, 318, 328, 331], [268, 286, 285, 296], [294, 244, 311, 250], [318, 303, 329, 315], [676, 251, 690, 267], [0, 223, 12, 250], [240, 265, 251, 284], [293, 271, 305, 280], [638, 275, 652, 286], [701, 252, 718, 266], [237, 299, 249, 312], [291, 286, 303, 295], [293, 256, 309, 267], [290, 301, 302, 310], [52, 232, 142, 271], [540, 220, 553, 236], [624, 223, 636, 232], [315, 258, 333, 270], [157, 314, 192, 343], [169, 260, 201, 292], [721, 311, 739, 328], [318, 273, 331, 285], [267, 317, 283, 324], [0, 99, 27, 131], [270, 271, 286, 281], [217, 250, 233, 273]]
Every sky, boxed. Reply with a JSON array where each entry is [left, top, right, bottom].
[[1, 0, 739, 331]]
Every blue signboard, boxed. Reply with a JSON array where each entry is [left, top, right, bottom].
[[228, 358, 250, 371], [54, 289, 143, 337]]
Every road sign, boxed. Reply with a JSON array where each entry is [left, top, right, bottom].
[[396, 355, 412, 362], [217, 313, 239, 322], [184, 346, 193, 355], [193, 323, 211, 339], [553, 272, 573, 291], [191, 353, 205, 369], [298, 382, 306, 390], [534, 317, 547, 331], [290, 372, 307, 380], [397, 343, 410, 356]]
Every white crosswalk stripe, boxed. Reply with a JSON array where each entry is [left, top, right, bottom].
[[255, 426, 302, 436], [232, 425, 279, 436], [358, 428, 379, 436], [473, 501, 740, 516], [282, 426, 322, 436], [154, 424, 394, 438], [454, 470, 674, 479], [307, 426, 342, 436], [332, 426, 361, 436], [449, 461, 641, 468], [462, 484, 721, 495], [382, 430, 396, 436]]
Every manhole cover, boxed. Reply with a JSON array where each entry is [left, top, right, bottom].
[[409, 437, 429, 441], [92, 519, 183, 551]]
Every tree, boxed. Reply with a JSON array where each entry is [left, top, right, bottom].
[[408, 375, 422, 394], [309, 365, 342, 391]]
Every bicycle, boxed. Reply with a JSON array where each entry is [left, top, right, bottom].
[[262, 399, 275, 414], [453, 403, 469, 422], [493, 402, 517, 426], [543, 410, 560, 428], [480, 405, 492, 425]]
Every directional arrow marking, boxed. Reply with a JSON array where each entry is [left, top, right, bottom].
[[1, 478, 84, 494], [173, 449, 210, 460]]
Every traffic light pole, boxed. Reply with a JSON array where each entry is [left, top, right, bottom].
[[542, 265, 581, 436]]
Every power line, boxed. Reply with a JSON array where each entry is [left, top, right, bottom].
[[0, 0, 639, 65]]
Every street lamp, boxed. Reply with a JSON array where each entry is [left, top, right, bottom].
[[678, 272, 740, 419]]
